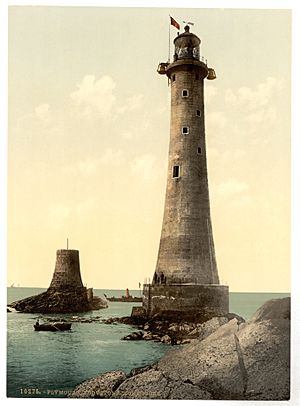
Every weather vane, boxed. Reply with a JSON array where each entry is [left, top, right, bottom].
[[183, 20, 194, 26]]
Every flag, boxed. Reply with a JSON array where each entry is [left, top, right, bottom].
[[170, 16, 180, 30]]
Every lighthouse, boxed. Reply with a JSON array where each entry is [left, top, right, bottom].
[[143, 25, 229, 321]]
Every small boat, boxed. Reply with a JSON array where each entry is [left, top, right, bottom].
[[34, 322, 72, 332], [104, 288, 142, 303]]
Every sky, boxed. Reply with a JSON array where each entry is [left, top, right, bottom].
[[7, 5, 292, 292]]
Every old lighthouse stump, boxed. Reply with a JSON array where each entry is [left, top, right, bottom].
[[8, 249, 107, 313]]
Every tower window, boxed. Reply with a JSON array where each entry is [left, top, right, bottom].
[[182, 89, 189, 97], [196, 109, 201, 117], [173, 165, 180, 178], [172, 74, 176, 81], [182, 126, 189, 135], [197, 147, 202, 154], [196, 73, 199, 80]]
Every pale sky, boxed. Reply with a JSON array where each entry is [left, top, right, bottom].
[[7, 6, 291, 292]]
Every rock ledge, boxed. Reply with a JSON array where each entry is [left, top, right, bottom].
[[8, 288, 107, 313], [69, 297, 290, 400]]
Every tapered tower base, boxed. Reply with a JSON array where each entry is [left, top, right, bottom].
[[49, 249, 84, 291], [143, 284, 229, 322]]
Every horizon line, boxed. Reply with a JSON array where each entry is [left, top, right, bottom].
[[6, 286, 291, 294]]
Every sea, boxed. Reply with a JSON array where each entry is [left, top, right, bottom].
[[6, 287, 290, 398]]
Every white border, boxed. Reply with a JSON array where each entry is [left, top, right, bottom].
[[1, 1, 299, 405]]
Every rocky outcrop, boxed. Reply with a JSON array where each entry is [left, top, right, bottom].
[[112, 365, 212, 400], [42, 315, 103, 323], [89, 295, 108, 311], [157, 297, 290, 400], [102, 316, 133, 325], [122, 331, 144, 341], [250, 297, 290, 322], [69, 297, 290, 400], [237, 297, 290, 400], [119, 315, 236, 345], [68, 371, 126, 398], [8, 248, 108, 314], [8, 288, 108, 313]]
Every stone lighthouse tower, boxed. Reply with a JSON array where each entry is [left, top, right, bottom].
[[49, 249, 84, 291], [143, 25, 229, 321]]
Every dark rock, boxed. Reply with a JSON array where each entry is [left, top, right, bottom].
[[140, 316, 230, 344], [102, 316, 134, 325], [130, 306, 147, 323], [128, 364, 155, 377], [180, 339, 191, 345], [122, 331, 143, 341], [102, 318, 117, 325], [160, 334, 171, 344], [44, 315, 102, 323], [8, 288, 108, 314], [227, 312, 246, 324], [142, 332, 153, 340], [102, 314, 231, 346], [98, 315, 232, 345]]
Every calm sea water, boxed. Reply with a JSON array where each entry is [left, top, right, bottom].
[[7, 288, 290, 398]]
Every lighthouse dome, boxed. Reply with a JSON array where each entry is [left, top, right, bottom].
[[173, 25, 201, 61]]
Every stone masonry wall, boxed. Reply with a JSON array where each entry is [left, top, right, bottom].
[[143, 284, 229, 320], [49, 249, 84, 291]]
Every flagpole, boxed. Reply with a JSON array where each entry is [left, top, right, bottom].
[[168, 16, 171, 63]]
